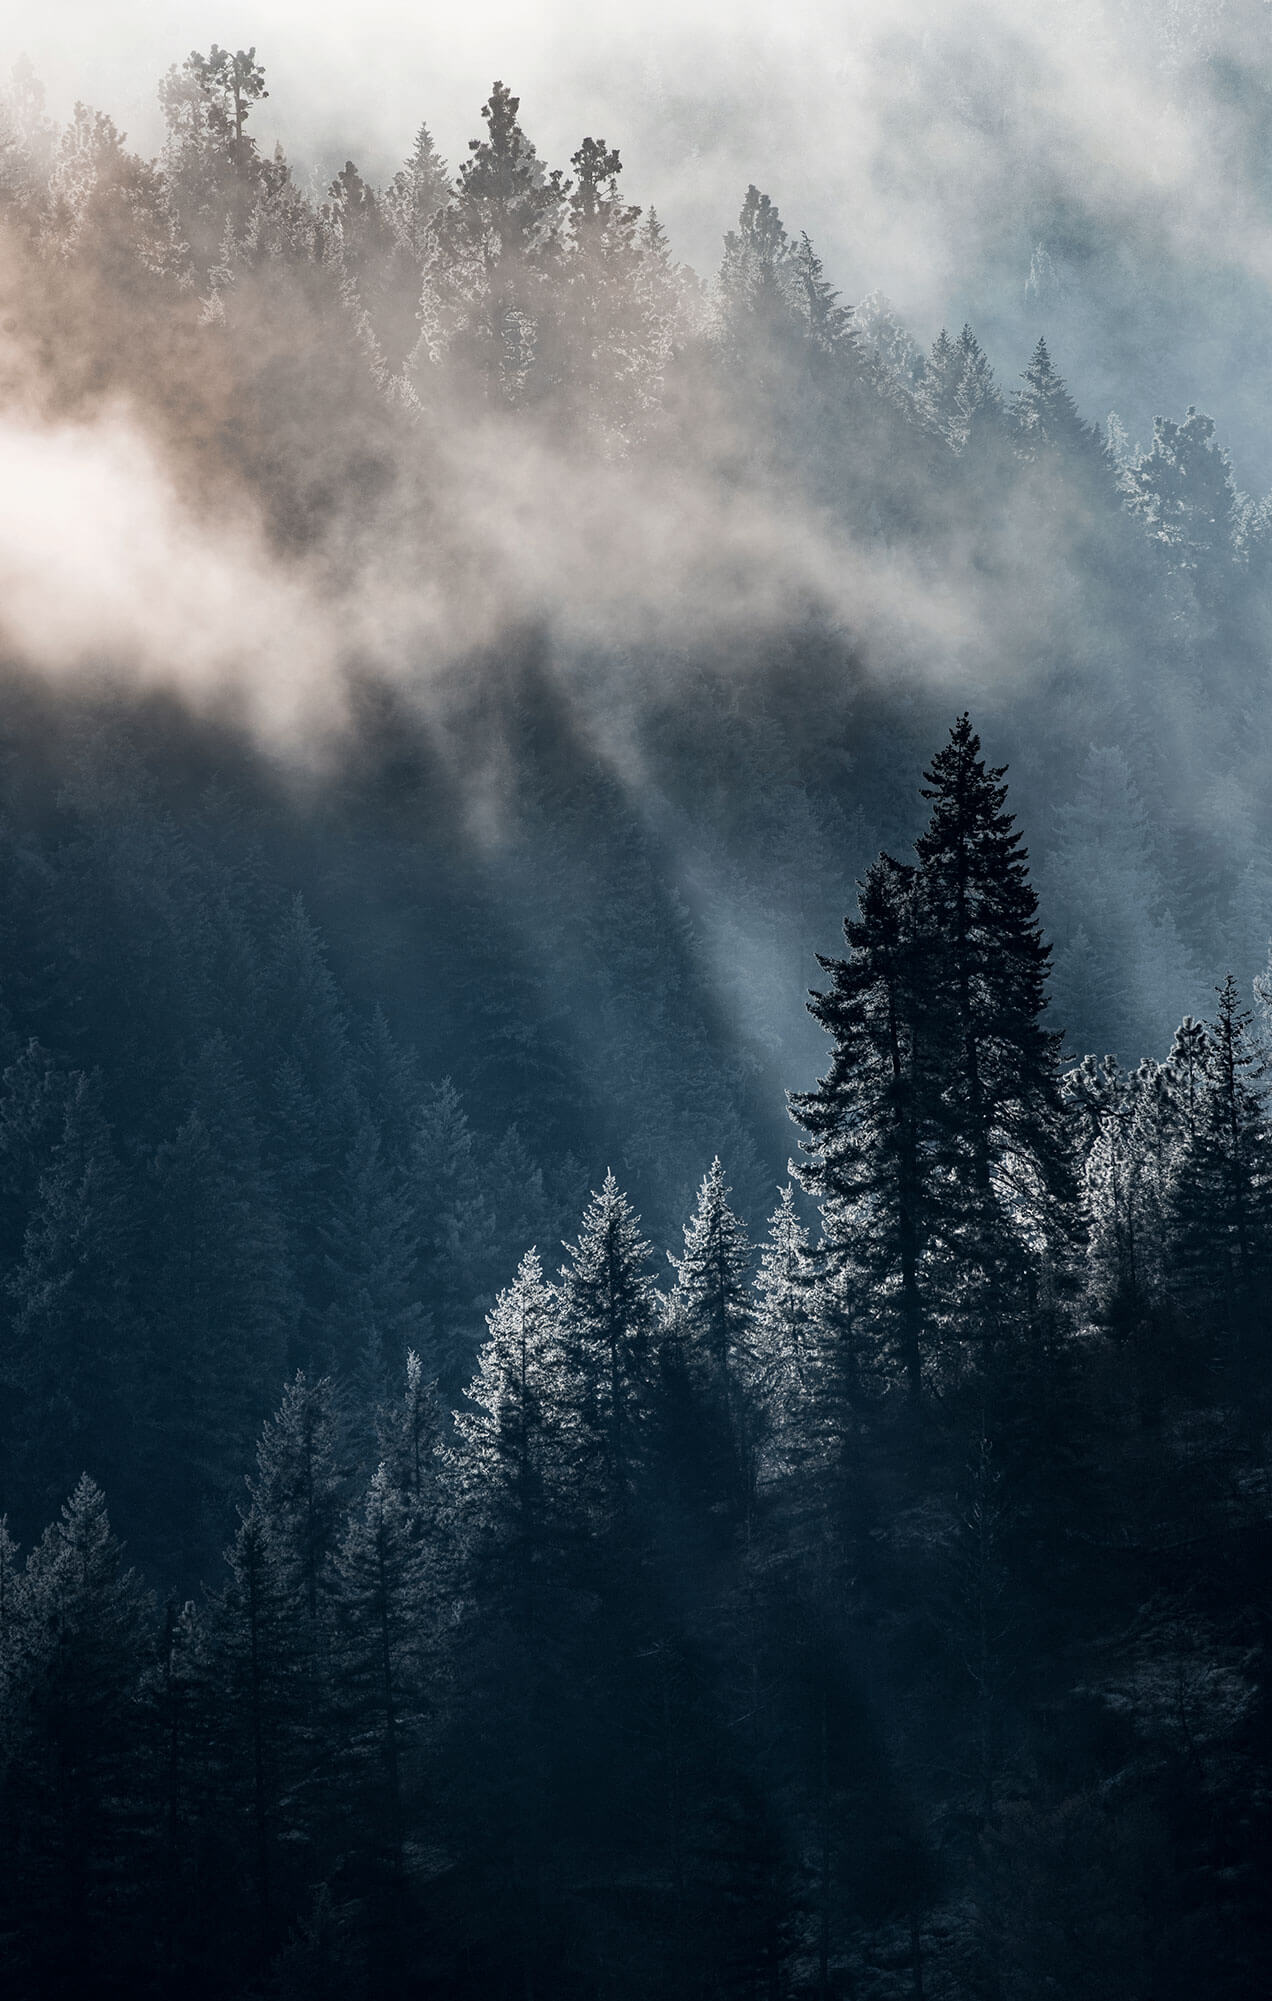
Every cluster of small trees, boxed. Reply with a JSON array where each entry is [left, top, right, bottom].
[[0, 861, 562, 1575], [3, 39, 1261, 553], [4, 719, 1272, 1997]]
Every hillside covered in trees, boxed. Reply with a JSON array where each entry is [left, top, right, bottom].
[[2, 33, 1272, 2001]]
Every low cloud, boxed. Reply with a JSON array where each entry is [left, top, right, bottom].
[[0, 381, 992, 752], [0, 406, 351, 738]]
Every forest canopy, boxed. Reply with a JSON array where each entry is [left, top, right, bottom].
[[1, 33, 1272, 2001]]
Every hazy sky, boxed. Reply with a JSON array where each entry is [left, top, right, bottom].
[[10, 1, 1272, 469]]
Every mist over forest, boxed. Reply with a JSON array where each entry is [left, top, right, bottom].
[[3, 8, 1272, 1999]]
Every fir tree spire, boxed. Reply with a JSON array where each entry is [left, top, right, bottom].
[[668, 1157, 752, 1396], [559, 1172, 656, 1500]]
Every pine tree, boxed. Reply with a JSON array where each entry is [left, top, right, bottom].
[[1169, 976, 1272, 1408], [559, 1172, 657, 1507], [669, 1158, 753, 1402], [182, 45, 267, 164], [411, 1077, 497, 1389], [1012, 335, 1108, 472], [249, 1373, 346, 1645], [795, 721, 1078, 1418], [7, 1478, 151, 1991], [375, 1348, 442, 1521], [211, 1503, 300, 1948], [719, 185, 794, 343], [45, 101, 182, 282], [333, 1463, 431, 1912], [852, 290, 925, 394], [221, 1378, 350, 1936], [0, 1042, 70, 1488], [138, 1592, 218, 1987], [788, 232, 854, 355], [6, 1072, 139, 1515], [952, 323, 1003, 454], [383, 123, 449, 258], [158, 44, 268, 266], [0, 1513, 21, 1712], [717, 187, 859, 439], [320, 1114, 425, 1395], [451, 1249, 566, 1612], [560, 135, 653, 438], [791, 853, 941, 1405], [0, 1041, 65, 1270], [750, 1185, 818, 1475], [1070, 1049, 1184, 1430], [319, 158, 388, 283], [1165, 1014, 1211, 1151], [238, 139, 318, 269], [914, 715, 1077, 1384], [445, 1251, 602, 1992], [267, 895, 359, 1149], [917, 327, 962, 442], [1070, 1053, 1174, 1334], [143, 1035, 295, 1566], [420, 81, 567, 400], [662, 1160, 756, 1515], [1124, 407, 1237, 591], [355, 1006, 423, 1172], [265, 898, 359, 1355]]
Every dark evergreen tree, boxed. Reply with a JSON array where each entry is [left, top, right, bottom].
[[1169, 976, 1272, 1409], [320, 159, 383, 271], [791, 852, 940, 1406], [0, 1041, 65, 1272], [717, 185, 860, 461], [332, 1461, 432, 1945], [249, 1372, 346, 1648], [6, 1072, 139, 1519], [719, 184, 795, 346], [668, 1158, 752, 1395], [750, 1184, 818, 1475], [0, 1513, 21, 1709], [419, 80, 567, 400], [265, 898, 359, 1355], [135, 1592, 220, 1990], [143, 1035, 295, 1570], [355, 1006, 423, 1173], [1124, 407, 1238, 592], [211, 1503, 302, 1955], [913, 715, 1078, 1394], [1166, 1013, 1211, 1150], [1012, 334, 1108, 471], [560, 134, 656, 437], [159, 43, 268, 264], [410, 1077, 497, 1390], [559, 1172, 657, 1511], [451, 1248, 566, 1591], [375, 1348, 442, 1521], [917, 326, 962, 442], [2, 1478, 151, 1996], [787, 230, 854, 355], [384, 122, 449, 257], [320, 1114, 425, 1395], [952, 322, 1003, 453]]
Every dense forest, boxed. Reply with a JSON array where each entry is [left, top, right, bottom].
[[2, 35, 1272, 2001]]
